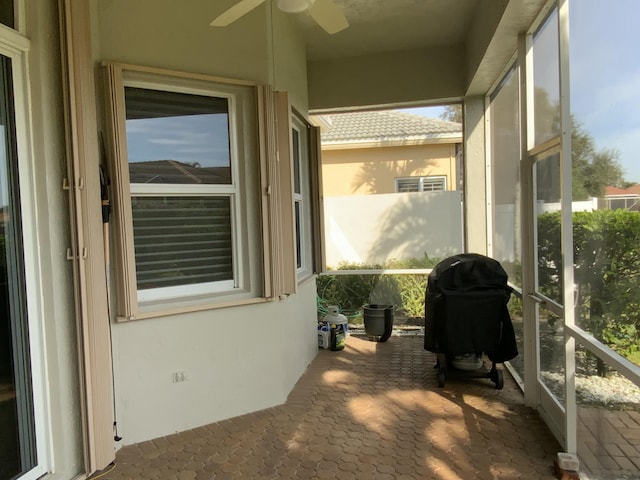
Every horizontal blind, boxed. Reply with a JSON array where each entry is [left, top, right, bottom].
[[397, 178, 420, 192], [125, 86, 228, 119], [131, 196, 233, 289], [423, 177, 446, 191]]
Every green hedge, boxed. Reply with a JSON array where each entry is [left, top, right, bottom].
[[538, 209, 640, 361], [316, 256, 439, 320]]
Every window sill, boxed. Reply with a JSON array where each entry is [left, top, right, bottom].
[[115, 296, 270, 323], [297, 272, 317, 288]]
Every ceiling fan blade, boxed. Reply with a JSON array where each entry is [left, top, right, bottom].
[[210, 0, 267, 27], [307, 0, 348, 34]]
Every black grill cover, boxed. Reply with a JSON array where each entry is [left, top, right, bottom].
[[424, 253, 518, 363]]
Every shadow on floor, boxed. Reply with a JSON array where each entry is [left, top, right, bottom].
[[100, 336, 560, 480]]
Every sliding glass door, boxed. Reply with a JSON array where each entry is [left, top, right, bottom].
[[0, 53, 39, 480]]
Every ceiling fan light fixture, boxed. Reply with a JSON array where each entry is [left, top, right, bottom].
[[277, 0, 315, 13]]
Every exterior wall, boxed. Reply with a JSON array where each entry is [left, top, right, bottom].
[[463, 96, 487, 255], [324, 192, 464, 267], [271, 7, 309, 113], [96, 0, 269, 83], [308, 46, 465, 111], [322, 144, 458, 196], [95, 0, 318, 446], [110, 280, 317, 444]]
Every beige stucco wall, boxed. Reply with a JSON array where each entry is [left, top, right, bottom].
[[97, 0, 269, 83], [324, 192, 464, 267], [94, 0, 318, 446], [464, 96, 488, 255], [308, 46, 465, 111], [322, 143, 458, 196]]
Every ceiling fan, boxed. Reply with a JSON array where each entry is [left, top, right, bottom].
[[210, 0, 349, 35]]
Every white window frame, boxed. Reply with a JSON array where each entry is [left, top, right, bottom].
[[291, 112, 313, 280], [395, 175, 447, 193], [0, 23, 50, 480], [104, 64, 264, 319]]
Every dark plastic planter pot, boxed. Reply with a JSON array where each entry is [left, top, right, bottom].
[[363, 304, 394, 342]]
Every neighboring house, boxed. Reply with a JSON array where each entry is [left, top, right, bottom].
[[315, 110, 464, 267], [128, 160, 232, 184], [316, 110, 462, 197], [600, 184, 640, 211]]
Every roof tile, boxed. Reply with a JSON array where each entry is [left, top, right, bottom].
[[319, 110, 461, 144]]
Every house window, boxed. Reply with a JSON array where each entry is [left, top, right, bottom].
[[0, 0, 14, 28], [291, 113, 313, 279], [396, 176, 446, 193], [0, 52, 38, 480], [0, 24, 49, 478], [125, 87, 237, 302], [105, 65, 263, 316]]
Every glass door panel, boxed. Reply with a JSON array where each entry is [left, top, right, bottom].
[[533, 151, 566, 404], [0, 54, 37, 480], [538, 304, 565, 403], [532, 9, 560, 146], [569, 0, 640, 371], [535, 152, 563, 305], [527, 6, 567, 441]]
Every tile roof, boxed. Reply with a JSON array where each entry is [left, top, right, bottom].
[[129, 160, 231, 184], [605, 184, 640, 196], [319, 110, 462, 144]]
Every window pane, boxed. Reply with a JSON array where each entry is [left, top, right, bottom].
[[396, 178, 420, 192], [569, 0, 639, 189], [292, 128, 301, 194], [422, 177, 445, 192], [0, 0, 13, 28], [573, 209, 640, 367], [125, 87, 231, 185], [570, 0, 640, 368], [532, 10, 560, 146], [131, 196, 233, 290], [539, 305, 565, 403], [490, 66, 522, 287], [295, 201, 301, 269], [0, 54, 37, 479], [507, 295, 525, 382], [536, 152, 563, 304]]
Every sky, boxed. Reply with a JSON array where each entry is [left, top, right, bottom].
[[399, 105, 446, 119], [569, 0, 640, 184], [126, 114, 231, 168]]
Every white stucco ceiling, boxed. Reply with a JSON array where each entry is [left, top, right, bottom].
[[290, 0, 547, 97], [295, 0, 482, 61]]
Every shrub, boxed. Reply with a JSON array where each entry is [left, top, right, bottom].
[[317, 255, 439, 320], [538, 209, 640, 364]]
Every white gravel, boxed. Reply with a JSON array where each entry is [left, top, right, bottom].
[[541, 371, 640, 406], [349, 327, 640, 407]]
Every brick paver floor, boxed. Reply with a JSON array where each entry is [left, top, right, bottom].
[[578, 405, 640, 479], [98, 335, 561, 479]]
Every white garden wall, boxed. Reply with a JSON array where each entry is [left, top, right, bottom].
[[324, 191, 464, 267]]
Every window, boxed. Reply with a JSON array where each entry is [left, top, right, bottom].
[[125, 87, 237, 302], [0, 19, 49, 479], [395, 176, 446, 193], [291, 113, 313, 279], [1, 52, 37, 480], [105, 64, 264, 317], [0, 0, 14, 28], [488, 64, 521, 287]]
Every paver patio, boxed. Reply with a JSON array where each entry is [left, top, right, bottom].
[[97, 335, 561, 480]]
